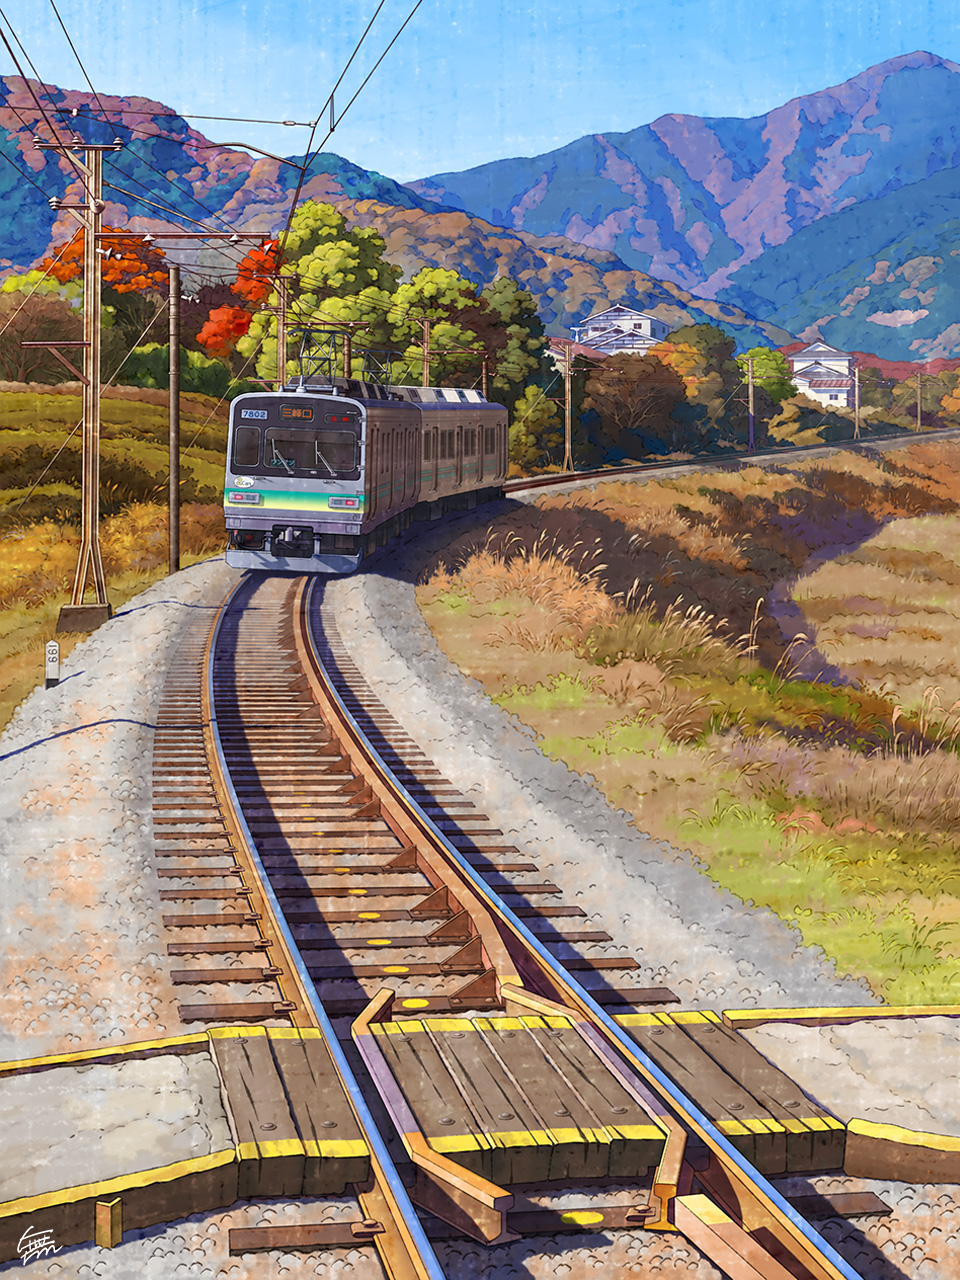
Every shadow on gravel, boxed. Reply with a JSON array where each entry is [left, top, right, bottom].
[[0, 717, 156, 762], [114, 600, 225, 617]]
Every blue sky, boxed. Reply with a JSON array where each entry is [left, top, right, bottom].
[[0, 0, 956, 180]]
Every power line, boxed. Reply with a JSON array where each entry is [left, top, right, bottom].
[[12, 294, 170, 515], [48, 0, 110, 123], [273, 0, 419, 281], [34, 3, 248, 262], [43, 103, 315, 129], [0, 142, 50, 195]]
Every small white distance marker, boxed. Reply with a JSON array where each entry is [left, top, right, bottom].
[[45, 640, 60, 689]]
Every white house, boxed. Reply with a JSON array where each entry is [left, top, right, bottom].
[[571, 305, 671, 355], [788, 341, 854, 408]]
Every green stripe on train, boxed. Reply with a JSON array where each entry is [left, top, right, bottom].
[[224, 489, 365, 512]]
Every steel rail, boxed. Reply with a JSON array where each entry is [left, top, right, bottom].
[[201, 574, 447, 1280], [503, 424, 960, 494], [303, 576, 864, 1280]]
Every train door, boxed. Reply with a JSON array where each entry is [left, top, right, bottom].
[[367, 427, 378, 520], [456, 425, 463, 487]]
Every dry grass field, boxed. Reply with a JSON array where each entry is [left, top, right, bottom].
[[0, 382, 230, 731], [417, 442, 960, 1003]]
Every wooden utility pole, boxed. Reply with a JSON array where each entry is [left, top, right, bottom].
[[37, 136, 122, 633], [481, 355, 489, 400], [422, 318, 431, 387], [168, 263, 180, 574], [746, 356, 755, 453], [917, 370, 923, 431], [276, 274, 288, 387], [562, 343, 573, 472], [853, 366, 861, 439]]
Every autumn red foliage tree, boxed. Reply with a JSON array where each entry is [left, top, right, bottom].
[[39, 227, 167, 293], [197, 304, 253, 359], [232, 238, 281, 305]]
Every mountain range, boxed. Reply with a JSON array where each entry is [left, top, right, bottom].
[[408, 51, 960, 361], [3, 54, 960, 361], [0, 77, 786, 349]]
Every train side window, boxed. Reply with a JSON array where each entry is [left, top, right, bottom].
[[423, 432, 432, 461], [233, 426, 260, 467], [484, 426, 495, 454]]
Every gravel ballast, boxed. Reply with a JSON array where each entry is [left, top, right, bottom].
[[0, 557, 237, 1063]]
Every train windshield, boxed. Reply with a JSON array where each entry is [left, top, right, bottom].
[[264, 428, 357, 477], [230, 394, 362, 480]]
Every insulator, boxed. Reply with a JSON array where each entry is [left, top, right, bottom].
[[48, 196, 61, 209]]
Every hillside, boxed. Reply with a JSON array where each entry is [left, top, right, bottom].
[[0, 76, 787, 347], [408, 51, 960, 360], [337, 199, 790, 345], [0, 77, 447, 274]]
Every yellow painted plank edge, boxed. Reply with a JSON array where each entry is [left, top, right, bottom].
[[0, 1032, 209, 1078], [848, 1119, 960, 1153], [723, 1004, 960, 1030], [0, 1149, 237, 1220]]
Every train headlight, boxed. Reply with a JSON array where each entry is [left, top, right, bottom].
[[328, 495, 360, 509]]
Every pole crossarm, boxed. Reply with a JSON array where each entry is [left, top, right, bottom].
[[20, 341, 90, 385]]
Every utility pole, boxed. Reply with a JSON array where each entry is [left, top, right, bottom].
[[853, 366, 861, 439], [562, 342, 573, 472], [481, 354, 489, 400], [747, 356, 755, 453], [276, 274, 288, 388], [168, 263, 180, 574], [422, 318, 431, 388], [37, 134, 122, 633], [916, 370, 923, 432]]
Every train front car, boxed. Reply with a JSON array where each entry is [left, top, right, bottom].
[[224, 390, 366, 573]]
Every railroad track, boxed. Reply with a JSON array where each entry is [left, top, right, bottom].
[[502, 422, 960, 495], [151, 570, 867, 1280]]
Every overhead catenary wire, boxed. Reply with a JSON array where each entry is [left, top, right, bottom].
[[271, 0, 421, 283], [48, 0, 110, 124], [0, 8, 256, 262]]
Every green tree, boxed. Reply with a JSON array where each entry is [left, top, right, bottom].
[[479, 277, 547, 407], [237, 202, 400, 382], [736, 347, 797, 402], [509, 384, 562, 469], [387, 267, 493, 387], [858, 366, 893, 411]]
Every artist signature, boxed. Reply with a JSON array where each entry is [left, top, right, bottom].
[[17, 1227, 60, 1265]]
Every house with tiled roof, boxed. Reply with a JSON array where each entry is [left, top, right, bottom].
[[788, 341, 853, 407], [572, 305, 671, 355]]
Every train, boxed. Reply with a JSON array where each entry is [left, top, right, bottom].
[[223, 374, 509, 573]]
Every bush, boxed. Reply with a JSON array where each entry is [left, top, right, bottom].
[[120, 343, 234, 398]]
